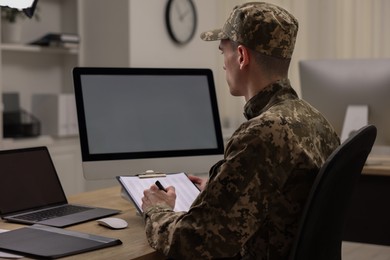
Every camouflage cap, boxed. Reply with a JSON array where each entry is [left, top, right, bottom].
[[200, 2, 298, 59]]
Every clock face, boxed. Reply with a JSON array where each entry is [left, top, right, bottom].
[[165, 0, 197, 45]]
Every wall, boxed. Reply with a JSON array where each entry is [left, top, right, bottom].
[[79, 0, 130, 67], [211, 0, 390, 130], [128, 1, 218, 69], [128, 0, 234, 127], [91, 0, 389, 135], [3, 0, 390, 137], [79, 0, 236, 129]]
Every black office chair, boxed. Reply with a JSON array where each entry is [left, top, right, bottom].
[[288, 124, 377, 260]]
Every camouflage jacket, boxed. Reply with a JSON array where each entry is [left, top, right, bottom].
[[143, 79, 340, 259]]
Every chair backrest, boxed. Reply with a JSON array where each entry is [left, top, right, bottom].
[[288, 125, 377, 260]]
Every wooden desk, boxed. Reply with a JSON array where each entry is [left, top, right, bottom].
[[363, 155, 390, 176], [344, 157, 390, 246], [0, 186, 164, 260], [2, 162, 389, 259], [363, 164, 390, 176]]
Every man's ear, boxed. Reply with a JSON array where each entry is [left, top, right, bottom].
[[237, 45, 250, 69]]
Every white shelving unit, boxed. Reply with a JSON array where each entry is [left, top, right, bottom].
[[0, 0, 134, 195], [1, 43, 79, 54], [0, 0, 80, 126], [0, 0, 84, 195]]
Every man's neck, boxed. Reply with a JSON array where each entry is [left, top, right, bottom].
[[245, 75, 286, 101]]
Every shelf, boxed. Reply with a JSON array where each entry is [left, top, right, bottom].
[[0, 43, 78, 55], [0, 135, 54, 149]]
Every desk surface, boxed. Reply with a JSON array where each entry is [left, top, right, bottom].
[[363, 155, 390, 176], [0, 186, 164, 260], [1, 162, 390, 260]]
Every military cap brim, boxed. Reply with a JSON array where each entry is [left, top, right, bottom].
[[200, 29, 228, 41]]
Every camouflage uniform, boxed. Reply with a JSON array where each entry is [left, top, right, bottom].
[[144, 79, 340, 259], [144, 2, 340, 259]]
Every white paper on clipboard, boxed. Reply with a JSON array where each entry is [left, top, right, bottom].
[[117, 172, 200, 214]]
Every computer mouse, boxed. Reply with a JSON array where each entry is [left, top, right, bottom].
[[97, 217, 128, 229]]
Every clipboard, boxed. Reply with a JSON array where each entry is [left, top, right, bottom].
[[117, 172, 200, 214]]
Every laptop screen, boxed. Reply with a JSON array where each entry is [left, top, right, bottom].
[[0, 147, 67, 216]]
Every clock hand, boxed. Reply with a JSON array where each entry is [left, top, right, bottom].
[[179, 9, 190, 21], [175, 2, 183, 18], [174, 0, 191, 22]]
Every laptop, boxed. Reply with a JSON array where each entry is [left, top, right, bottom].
[[0, 146, 120, 227]]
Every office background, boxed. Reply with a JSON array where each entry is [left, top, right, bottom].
[[0, 0, 389, 194], [70, 0, 390, 133], [218, 0, 390, 129], [92, 0, 390, 132]]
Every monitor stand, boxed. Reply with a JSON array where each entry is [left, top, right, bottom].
[[340, 105, 390, 165], [341, 105, 368, 143]]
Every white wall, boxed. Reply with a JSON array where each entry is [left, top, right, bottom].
[[215, 0, 390, 130], [80, 0, 237, 128], [128, 1, 237, 128], [81, 0, 390, 133], [127, 0, 250, 130], [128, 1, 218, 69]]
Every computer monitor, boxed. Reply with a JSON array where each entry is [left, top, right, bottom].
[[73, 67, 224, 180], [299, 58, 390, 153]]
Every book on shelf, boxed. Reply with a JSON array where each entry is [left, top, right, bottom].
[[30, 32, 80, 48]]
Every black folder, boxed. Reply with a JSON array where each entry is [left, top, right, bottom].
[[0, 225, 122, 259]]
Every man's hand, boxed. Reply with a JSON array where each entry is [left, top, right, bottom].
[[188, 175, 208, 191], [142, 184, 176, 212]]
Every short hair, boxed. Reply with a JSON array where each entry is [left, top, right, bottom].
[[231, 41, 291, 77]]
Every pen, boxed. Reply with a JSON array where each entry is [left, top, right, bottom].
[[155, 180, 167, 192]]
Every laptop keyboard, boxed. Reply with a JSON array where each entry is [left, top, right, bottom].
[[16, 205, 91, 222]]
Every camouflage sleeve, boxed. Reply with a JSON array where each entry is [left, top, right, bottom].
[[144, 128, 270, 259]]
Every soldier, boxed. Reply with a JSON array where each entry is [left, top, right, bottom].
[[141, 2, 340, 259]]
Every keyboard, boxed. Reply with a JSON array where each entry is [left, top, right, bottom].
[[16, 205, 90, 222]]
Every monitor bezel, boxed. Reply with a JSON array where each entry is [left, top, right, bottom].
[[73, 67, 225, 163]]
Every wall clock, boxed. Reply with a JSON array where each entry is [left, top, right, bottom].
[[165, 0, 197, 45]]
